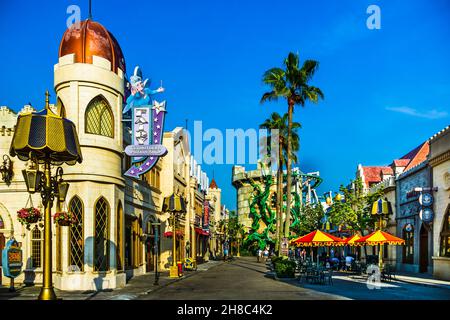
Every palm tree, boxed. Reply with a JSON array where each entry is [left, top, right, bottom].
[[261, 52, 324, 243], [260, 112, 300, 252]]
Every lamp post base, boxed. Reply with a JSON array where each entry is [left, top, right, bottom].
[[169, 266, 179, 278], [38, 287, 57, 300]]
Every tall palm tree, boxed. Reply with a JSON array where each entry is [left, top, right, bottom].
[[260, 112, 300, 252], [261, 52, 324, 244]]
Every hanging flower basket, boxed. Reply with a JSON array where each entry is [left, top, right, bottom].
[[53, 211, 77, 227], [17, 207, 42, 229]]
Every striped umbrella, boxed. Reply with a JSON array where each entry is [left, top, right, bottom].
[[354, 230, 405, 246], [162, 193, 187, 213], [371, 198, 393, 215], [343, 234, 361, 245], [290, 230, 345, 247]]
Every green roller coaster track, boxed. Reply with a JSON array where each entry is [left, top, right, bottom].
[[243, 171, 323, 250]]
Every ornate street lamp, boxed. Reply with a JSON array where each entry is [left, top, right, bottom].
[[9, 91, 82, 300], [371, 197, 393, 271], [0, 155, 13, 185], [162, 193, 186, 278]]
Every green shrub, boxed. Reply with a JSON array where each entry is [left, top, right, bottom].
[[273, 259, 296, 278]]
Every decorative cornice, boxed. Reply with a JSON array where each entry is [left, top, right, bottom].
[[429, 150, 450, 167]]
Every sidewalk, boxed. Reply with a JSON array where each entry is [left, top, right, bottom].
[[393, 272, 450, 290], [0, 260, 223, 300]]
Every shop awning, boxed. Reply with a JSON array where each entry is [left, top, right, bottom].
[[194, 227, 210, 236]]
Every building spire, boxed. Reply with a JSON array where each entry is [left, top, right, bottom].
[[88, 0, 92, 19]]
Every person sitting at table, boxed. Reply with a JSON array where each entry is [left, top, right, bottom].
[[345, 255, 355, 271]]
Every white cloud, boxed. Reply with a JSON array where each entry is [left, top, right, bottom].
[[385, 106, 448, 119]]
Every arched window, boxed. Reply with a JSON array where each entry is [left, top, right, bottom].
[[440, 207, 450, 257], [69, 196, 84, 271], [31, 226, 43, 268], [116, 201, 123, 271], [85, 96, 114, 138], [94, 197, 110, 271], [403, 224, 414, 264]]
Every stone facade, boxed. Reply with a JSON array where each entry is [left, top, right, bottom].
[[429, 126, 450, 280], [395, 162, 432, 274]]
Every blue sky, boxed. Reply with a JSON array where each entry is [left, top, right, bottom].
[[1, 0, 449, 210]]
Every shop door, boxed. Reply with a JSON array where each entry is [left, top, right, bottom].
[[125, 219, 133, 270], [419, 225, 429, 273]]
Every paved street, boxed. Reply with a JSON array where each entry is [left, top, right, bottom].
[[1, 257, 449, 300], [139, 257, 450, 300]]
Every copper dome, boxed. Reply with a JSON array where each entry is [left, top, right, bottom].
[[59, 19, 126, 74]]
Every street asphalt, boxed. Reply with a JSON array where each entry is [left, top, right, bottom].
[[1, 257, 449, 300]]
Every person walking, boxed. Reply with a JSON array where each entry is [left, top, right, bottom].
[[223, 241, 229, 261], [257, 248, 261, 262]]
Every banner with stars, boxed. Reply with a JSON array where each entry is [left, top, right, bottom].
[[124, 100, 167, 178]]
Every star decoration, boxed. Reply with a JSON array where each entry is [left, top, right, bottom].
[[152, 100, 166, 115]]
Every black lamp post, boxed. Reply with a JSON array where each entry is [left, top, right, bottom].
[[9, 91, 82, 300]]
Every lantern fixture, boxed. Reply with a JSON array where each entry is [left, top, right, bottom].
[[54, 167, 69, 203], [22, 167, 44, 194]]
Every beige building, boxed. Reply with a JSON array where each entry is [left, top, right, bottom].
[[0, 19, 163, 290], [429, 126, 450, 280]]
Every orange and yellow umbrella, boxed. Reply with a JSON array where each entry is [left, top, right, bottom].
[[290, 230, 345, 247], [354, 230, 405, 246]]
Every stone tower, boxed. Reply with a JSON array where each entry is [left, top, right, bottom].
[[53, 19, 126, 290]]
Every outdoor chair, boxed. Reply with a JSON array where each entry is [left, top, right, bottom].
[[382, 264, 396, 282], [306, 269, 320, 284], [298, 265, 308, 283], [321, 269, 333, 285]]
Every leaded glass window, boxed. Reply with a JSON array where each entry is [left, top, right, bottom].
[[85, 96, 114, 138], [94, 197, 110, 271], [69, 196, 84, 271], [440, 208, 450, 257], [31, 226, 43, 268]]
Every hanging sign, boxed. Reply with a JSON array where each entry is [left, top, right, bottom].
[[123, 66, 167, 178], [419, 192, 433, 206], [420, 207, 434, 223], [2, 239, 23, 278], [280, 237, 289, 256], [203, 201, 210, 230]]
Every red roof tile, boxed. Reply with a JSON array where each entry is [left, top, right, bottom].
[[362, 166, 392, 186], [393, 159, 410, 167], [209, 178, 218, 189], [404, 142, 429, 171]]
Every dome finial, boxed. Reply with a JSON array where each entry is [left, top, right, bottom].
[[45, 90, 50, 110]]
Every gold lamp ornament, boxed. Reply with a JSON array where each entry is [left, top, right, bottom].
[[9, 91, 82, 300]]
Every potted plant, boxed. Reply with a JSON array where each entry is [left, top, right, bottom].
[[53, 211, 77, 226], [273, 256, 296, 279], [17, 207, 42, 230]]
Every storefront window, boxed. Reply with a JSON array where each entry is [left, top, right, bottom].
[[403, 225, 414, 264], [440, 208, 450, 257], [94, 197, 110, 271]]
